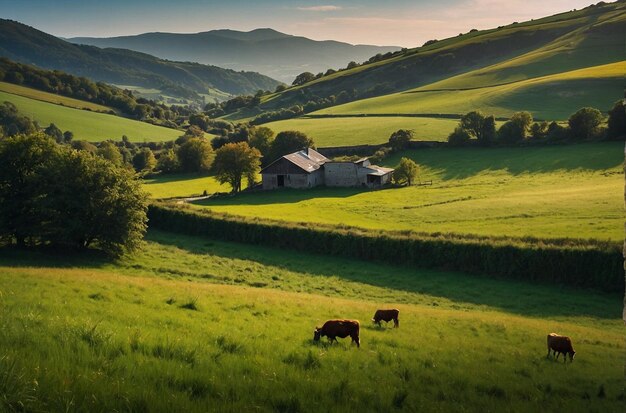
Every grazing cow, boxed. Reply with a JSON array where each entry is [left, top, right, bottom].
[[313, 319, 360, 347], [547, 333, 576, 362], [372, 309, 399, 328]]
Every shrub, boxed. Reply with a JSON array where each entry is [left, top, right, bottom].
[[447, 127, 471, 146]]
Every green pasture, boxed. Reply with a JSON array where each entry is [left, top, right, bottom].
[[194, 141, 624, 241], [0, 90, 182, 142], [315, 62, 625, 120], [143, 173, 229, 199], [265, 116, 463, 146], [0, 81, 112, 112], [0, 230, 622, 412]]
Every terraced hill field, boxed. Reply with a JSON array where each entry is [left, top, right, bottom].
[[193, 141, 624, 241], [0, 230, 622, 412], [0, 87, 183, 142], [316, 62, 625, 120]]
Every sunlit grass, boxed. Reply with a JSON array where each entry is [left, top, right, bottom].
[[193, 142, 624, 241], [0, 231, 622, 411]]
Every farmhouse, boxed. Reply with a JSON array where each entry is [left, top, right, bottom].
[[261, 148, 394, 190]]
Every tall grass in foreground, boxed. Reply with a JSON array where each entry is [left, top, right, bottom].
[[0, 232, 623, 412]]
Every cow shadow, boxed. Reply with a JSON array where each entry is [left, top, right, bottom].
[[147, 231, 620, 320]]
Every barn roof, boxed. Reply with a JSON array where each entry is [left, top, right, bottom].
[[364, 165, 395, 176], [261, 148, 328, 174]]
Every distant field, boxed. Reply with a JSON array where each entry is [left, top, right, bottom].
[[265, 116, 463, 146], [143, 173, 229, 198], [194, 142, 624, 241], [316, 62, 625, 120], [0, 91, 183, 142], [0, 230, 622, 411], [0, 81, 112, 112]]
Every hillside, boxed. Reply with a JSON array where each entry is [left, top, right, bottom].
[[251, 1, 626, 119], [69, 29, 400, 83], [0, 230, 622, 412], [0, 19, 281, 101], [194, 142, 624, 241], [0, 88, 182, 142]]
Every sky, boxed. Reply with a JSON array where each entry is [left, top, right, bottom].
[[1, 0, 598, 47]]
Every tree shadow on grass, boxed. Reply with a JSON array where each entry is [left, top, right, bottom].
[[0, 245, 111, 269], [146, 231, 620, 320], [381, 142, 623, 181], [192, 186, 389, 207]]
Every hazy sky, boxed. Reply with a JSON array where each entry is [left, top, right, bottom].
[[1, 0, 597, 47]]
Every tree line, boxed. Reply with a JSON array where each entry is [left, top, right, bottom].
[[447, 102, 626, 146], [0, 58, 195, 129]]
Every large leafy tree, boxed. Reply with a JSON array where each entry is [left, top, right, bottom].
[[47, 150, 148, 256], [393, 157, 420, 186], [268, 131, 314, 162], [213, 142, 261, 193], [0, 133, 57, 246], [177, 138, 213, 172], [388, 129, 413, 151], [0, 132, 148, 256], [568, 107, 603, 140]]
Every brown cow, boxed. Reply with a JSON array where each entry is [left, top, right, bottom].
[[547, 333, 576, 362], [313, 320, 360, 347], [372, 309, 399, 328]]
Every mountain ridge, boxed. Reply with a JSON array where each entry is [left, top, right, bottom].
[[68, 28, 401, 82], [0, 19, 282, 102]]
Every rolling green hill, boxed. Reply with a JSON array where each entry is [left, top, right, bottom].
[[1, 89, 182, 142], [0, 230, 622, 411], [236, 1, 625, 136], [0, 19, 281, 100], [316, 61, 625, 119], [0, 81, 113, 112]]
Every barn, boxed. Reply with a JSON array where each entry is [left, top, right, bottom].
[[260, 148, 394, 190]]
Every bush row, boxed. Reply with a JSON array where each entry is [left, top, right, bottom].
[[148, 204, 623, 293]]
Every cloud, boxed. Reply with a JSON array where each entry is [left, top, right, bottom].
[[297, 5, 341, 12]]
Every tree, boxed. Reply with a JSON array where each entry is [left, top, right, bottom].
[[447, 127, 471, 146], [388, 129, 413, 151], [96, 141, 123, 166], [44, 123, 63, 142], [62, 130, 74, 143], [529, 121, 549, 140], [510, 111, 533, 138], [0, 132, 147, 256], [47, 149, 148, 256], [248, 126, 275, 158], [346, 61, 359, 69], [132, 147, 157, 172], [460, 111, 486, 140], [177, 138, 213, 172], [71, 140, 98, 153], [0, 133, 58, 246], [568, 107, 603, 140], [546, 121, 568, 141], [393, 157, 420, 186], [607, 100, 626, 140], [213, 142, 261, 193], [481, 115, 497, 145], [268, 131, 314, 162], [292, 72, 316, 86], [157, 148, 180, 173]]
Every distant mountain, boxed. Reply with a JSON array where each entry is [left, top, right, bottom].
[[68, 29, 401, 83], [0, 19, 281, 101]]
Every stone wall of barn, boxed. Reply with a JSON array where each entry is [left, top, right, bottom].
[[262, 170, 324, 190], [324, 162, 361, 187]]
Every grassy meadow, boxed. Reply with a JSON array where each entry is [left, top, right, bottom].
[[315, 62, 625, 120], [0, 81, 113, 112], [193, 141, 624, 241], [0, 230, 623, 412], [0, 90, 182, 142], [265, 116, 463, 146], [143, 173, 229, 199]]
